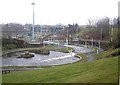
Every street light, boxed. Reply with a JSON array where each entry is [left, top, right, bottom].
[[111, 27, 113, 42], [101, 28, 103, 41], [65, 26, 69, 51], [31, 2, 35, 41], [85, 41, 87, 47], [91, 38, 93, 46], [66, 26, 69, 45], [99, 40, 101, 49]]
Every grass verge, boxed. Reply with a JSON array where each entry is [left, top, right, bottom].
[[2, 56, 118, 83], [94, 48, 120, 60], [75, 53, 88, 62]]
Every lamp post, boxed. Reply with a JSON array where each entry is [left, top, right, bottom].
[[66, 26, 69, 51], [85, 41, 87, 47], [31, 2, 35, 41], [101, 28, 103, 41], [66, 26, 68, 45], [99, 40, 100, 49], [91, 38, 93, 46], [66, 26, 69, 45], [111, 27, 113, 42]]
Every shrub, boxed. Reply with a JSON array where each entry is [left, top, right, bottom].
[[29, 49, 50, 55], [20, 53, 34, 59]]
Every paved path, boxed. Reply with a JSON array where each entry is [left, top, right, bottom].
[[64, 44, 103, 62], [85, 54, 94, 62], [79, 39, 109, 43], [64, 45, 92, 53], [64, 45, 94, 62], [1, 67, 42, 74], [1, 67, 41, 71]]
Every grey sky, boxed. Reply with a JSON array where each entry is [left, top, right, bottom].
[[0, 0, 119, 25]]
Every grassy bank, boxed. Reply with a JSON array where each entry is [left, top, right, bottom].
[[94, 48, 120, 60], [75, 53, 88, 62], [2, 56, 118, 83], [42, 44, 74, 53], [2, 44, 73, 56]]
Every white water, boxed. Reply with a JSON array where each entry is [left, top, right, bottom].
[[40, 52, 76, 62], [2, 51, 80, 66]]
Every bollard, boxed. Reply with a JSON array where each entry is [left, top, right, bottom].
[[97, 50, 99, 54]]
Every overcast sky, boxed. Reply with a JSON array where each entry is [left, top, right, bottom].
[[0, 0, 119, 25]]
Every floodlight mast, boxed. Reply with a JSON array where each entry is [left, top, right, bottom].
[[31, 2, 35, 40]]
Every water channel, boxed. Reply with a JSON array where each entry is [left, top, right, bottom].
[[2, 51, 80, 66], [2, 44, 94, 67]]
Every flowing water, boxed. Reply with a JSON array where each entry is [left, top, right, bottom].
[[2, 51, 80, 66]]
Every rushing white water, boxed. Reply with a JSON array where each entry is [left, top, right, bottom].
[[40, 52, 76, 62], [2, 44, 92, 66], [2, 51, 80, 66]]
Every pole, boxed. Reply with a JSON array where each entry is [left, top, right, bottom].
[[111, 27, 113, 42], [101, 28, 102, 41], [40, 27, 42, 39], [91, 38, 93, 46], [31, 2, 35, 40], [67, 27, 68, 45], [66, 26, 68, 45], [66, 26, 69, 50], [85, 41, 87, 47], [99, 40, 100, 49]]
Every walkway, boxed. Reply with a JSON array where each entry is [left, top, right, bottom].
[[79, 39, 109, 43], [64, 45, 102, 62], [1, 68, 42, 74]]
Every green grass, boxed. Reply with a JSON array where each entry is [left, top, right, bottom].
[[2, 56, 118, 83], [2, 44, 73, 56], [91, 46, 99, 53], [94, 48, 120, 60], [75, 53, 88, 62], [2, 66, 40, 68], [56, 47, 74, 53], [42, 44, 73, 53]]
